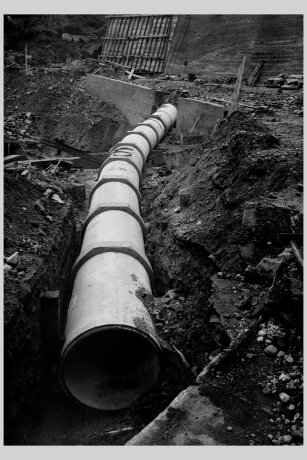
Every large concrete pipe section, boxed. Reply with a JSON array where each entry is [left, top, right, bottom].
[[59, 104, 177, 410]]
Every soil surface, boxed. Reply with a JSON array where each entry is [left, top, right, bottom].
[[3, 18, 304, 447]]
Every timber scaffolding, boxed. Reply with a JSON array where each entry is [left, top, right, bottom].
[[101, 15, 180, 73]]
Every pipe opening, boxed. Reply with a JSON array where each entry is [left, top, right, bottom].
[[60, 328, 161, 410]]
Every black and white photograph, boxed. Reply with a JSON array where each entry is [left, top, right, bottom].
[[2, 4, 304, 452]]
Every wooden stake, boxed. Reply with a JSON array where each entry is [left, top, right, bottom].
[[25, 44, 28, 75], [228, 55, 247, 117], [127, 68, 135, 80]]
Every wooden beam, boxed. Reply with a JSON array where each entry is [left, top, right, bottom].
[[4, 154, 28, 165], [228, 55, 247, 117]]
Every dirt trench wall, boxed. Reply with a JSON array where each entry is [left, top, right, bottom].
[[4, 177, 76, 445], [173, 15, 303, 82]]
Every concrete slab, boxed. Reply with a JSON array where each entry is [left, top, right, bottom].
[[125, 380, 274, 446], [87, 75, 168, 127], [176, 98, 226, 139], [126, 385, 224, 445]]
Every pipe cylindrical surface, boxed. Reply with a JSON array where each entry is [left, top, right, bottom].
[[60, 103, 177, 410]]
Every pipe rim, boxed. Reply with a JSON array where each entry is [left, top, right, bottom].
[[59, 324, 162, 411]]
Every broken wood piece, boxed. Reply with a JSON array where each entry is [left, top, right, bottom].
[[127, 68, 135, 80], [173, 344, 191, 369], [4, 154, 28, 165], [49, 156, 63, 175], [101, 426, 135, 435], [247, 60, 264, 86], [196, 316, 264, 383], [124, 70, 146, 80]]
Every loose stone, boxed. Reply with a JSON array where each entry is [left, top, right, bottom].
[[264, 344, 278, 357], [279, 393, 291, 404]]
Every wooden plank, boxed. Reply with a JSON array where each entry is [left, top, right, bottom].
[[4, 154, 28, 164], [247, 60, 264, 86]]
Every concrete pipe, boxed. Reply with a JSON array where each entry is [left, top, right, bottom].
[[59, 103, 177, 410]]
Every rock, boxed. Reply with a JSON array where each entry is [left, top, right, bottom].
[[277, 350, 285, 358], [285, 355, 294, 364], [44, 188, 54, 198], [6, 251, 19, 266], [279, 392, 291, 403], [179, 189, 191, 208], [226, 426, 233, 432], [173, 206, 180, 213], [277, 248, 293, 262], [257, 336, 264, 343], [297, 183, 303, 192], [33, 199, 47, 215], [169, 301, 184, 313], [281, 435, 292, 444], [292, 428, 303, 443], [217, 272, 224, 278], [255, 257, 282, 279], [258, 329, 267, 336], [264, 345, 278, 357], [158, 338, 173, 353], [4, 264, 12, 273], [52, 194, 65, 204], [65, 183, 86, 203], [279, 373, 290, 382], [144, 222, 151, 233], [165, 290, 178, 300]]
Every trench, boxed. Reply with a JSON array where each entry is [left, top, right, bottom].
[[4, 104, 219, 447]]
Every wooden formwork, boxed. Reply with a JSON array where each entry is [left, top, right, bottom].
[[101, 15, 179, 73]]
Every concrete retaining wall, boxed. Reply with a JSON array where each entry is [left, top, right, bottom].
[[87, 75, 168, 127], [177, 97, 225, 138]]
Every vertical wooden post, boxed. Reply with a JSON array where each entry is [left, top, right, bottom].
[[228, 55, 247, 117], [25, 44, 28, 75]]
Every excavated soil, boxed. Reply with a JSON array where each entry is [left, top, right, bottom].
[[3, 59, 304, 446]]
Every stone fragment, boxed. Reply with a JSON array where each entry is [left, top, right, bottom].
[[258, 329, 267, 336], [173, 206, 180, 213], [4, 264, 12, 273], [264, 344, 278, 357], [279, 373, 290, 382], [281, 435, 292, 444], [292, 428, 303, 443], [52, 194, 65, 204], [44, 188, 54, 198], [6, 251, 19, 266], [279, 392, 291, 404], [285, 355, 294, 364], [66, 183, 86, 203], [277, 350, 285, 358], [255, 257, 282, 279], [165, 290, 178, 300], [227, 426, 233, 432], [179, 189, 191, 208]]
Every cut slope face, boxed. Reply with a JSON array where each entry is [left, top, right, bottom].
[[172, 15, 303, 82]]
